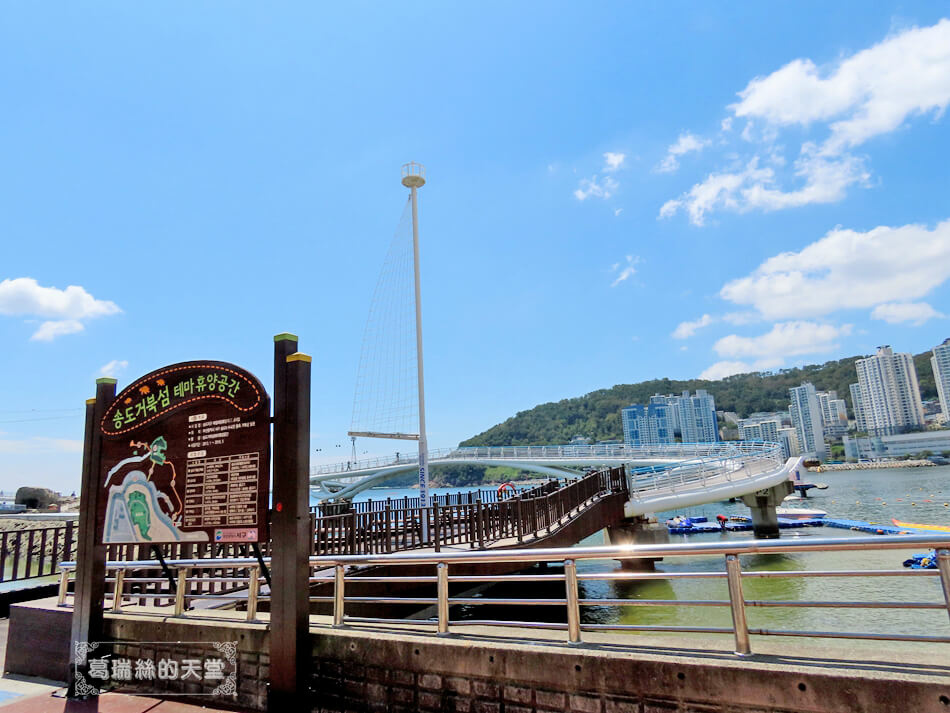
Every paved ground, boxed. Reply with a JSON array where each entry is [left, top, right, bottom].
[[0, 691, 257, 712]]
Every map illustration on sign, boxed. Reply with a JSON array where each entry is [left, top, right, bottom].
[[99, 362, 270, 544]]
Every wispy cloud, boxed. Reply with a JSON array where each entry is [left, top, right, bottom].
[[871, 302, 945, 326], [672, 314, 716, 339], [610, 255, 640, 287], [656, 133, 709, 173], [98, 359, 129, 378], [574, 152, 626, 201]]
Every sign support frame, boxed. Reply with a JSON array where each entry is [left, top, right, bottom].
[[68, 378, 116, 695], [268, 333, 312, 710]]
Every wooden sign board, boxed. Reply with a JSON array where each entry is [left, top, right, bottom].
[[98, 361, 270, 544]]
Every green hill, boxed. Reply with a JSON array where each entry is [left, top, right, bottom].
[[461, 351, 938, 447]]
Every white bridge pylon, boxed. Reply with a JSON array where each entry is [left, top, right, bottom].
[[309, 442, 798, 509]]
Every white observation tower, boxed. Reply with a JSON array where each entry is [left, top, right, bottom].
[[401, 162, 430, 511]]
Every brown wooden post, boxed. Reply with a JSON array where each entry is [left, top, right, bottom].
[[269, 335, 312, 710], [433, 502, 441, 553], [68, 379, 115, 694], [516, 498, 524, 544]]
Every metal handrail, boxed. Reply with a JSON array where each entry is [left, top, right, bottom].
[[58, 534, 950, 655], [310, 441, 784, 478]]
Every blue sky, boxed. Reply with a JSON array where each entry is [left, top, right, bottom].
[[2, 2, 950, 493]]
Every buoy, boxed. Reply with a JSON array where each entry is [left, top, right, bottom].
[[911, 502, 916, 506], [882, 502, 887, 505], [897, 499, 903, 502]]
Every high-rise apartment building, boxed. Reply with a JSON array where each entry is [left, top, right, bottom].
[[817, 390, 848, 437], [678, 389, 719, 443], [621, 403, 674, 446], [789, 382, 829, 459], [931, 338, 950, 423], [644, 390, 719, 443], [852, 346, 925, 436], [778, 426, 801, 459], [850, 382, 867, 433]]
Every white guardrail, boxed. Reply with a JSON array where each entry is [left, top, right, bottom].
[[310, 442, 784, 478]]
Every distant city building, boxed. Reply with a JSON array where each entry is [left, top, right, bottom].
[[816, 390, 848, 437], [642, 390, 719, 443], [843, 430, 950, 460], [621, 403, 674, 446], [932, 338, 950, 424], [789, 382, 829, 459], [850, 382, 868, 433], [852, 345, 925, 436], [677, 390, 719, 443], [737, 417, 781, 443], [778, 426, 801, 459]]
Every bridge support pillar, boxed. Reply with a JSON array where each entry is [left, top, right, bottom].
[[606, 517, 669, 570], [740, 481, 794, 539]]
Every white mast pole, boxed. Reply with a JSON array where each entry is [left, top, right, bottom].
[[402, 163, 429, 522]]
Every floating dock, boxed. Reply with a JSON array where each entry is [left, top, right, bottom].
[[667, 516, 920, 536]]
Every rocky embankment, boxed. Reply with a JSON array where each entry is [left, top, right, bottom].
[[807, 460, 936, 472]]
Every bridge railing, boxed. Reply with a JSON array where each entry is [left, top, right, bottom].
[[57, 535, 950, 657], [625, 442, 784, 499], [310, 467, 627, 556], [309, 441, 783, 478]]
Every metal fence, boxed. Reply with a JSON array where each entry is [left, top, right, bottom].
[[58, 534, 950, 656], [309, 468, 626, 555], [0, 522, 77, 584]]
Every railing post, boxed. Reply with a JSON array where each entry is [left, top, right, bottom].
[[174, 567, 188, 616], [516, 498, 524, 544], [437, 562, 449, 635], [58, 568, 70, 606], [247, 566, 260, 621], [348, 512, 357, 554], [725, 554, 751, 656], [476, 499, 484, 549], [111, 569, 125, 612], [936, 549, 950, 625], [564, 559, 581, 644], [433, 503, 441, 553], [333, 564, 346, 627]]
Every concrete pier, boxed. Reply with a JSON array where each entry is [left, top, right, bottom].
[[606, 516, 670, 570], [740, 481, 794, 538]]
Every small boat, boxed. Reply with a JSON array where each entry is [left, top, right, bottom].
[[776, 505, 827, 520], [891, 519, 950, 533]]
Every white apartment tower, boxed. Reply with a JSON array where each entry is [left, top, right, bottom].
[[789, 382, 829, 459], [849, 382, 867, 433], [932, 338, 950, 423], [852, 346, 925, 436], [817, 390, 848, 437]]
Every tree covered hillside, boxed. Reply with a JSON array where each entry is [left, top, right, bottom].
[[461, 351, 938, 447]]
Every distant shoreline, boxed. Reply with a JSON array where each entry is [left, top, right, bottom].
[[808, 460, 937, 472]]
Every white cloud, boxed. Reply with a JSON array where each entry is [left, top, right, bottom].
[[614, 208, 623, 217], [662, 20, 950, 223], [731, 19, 950, 153], [700, 361, 754, 380], [723, 311, 760, 326], [871, 302, 945, 326], [0, 278, 120, 319], [721, 219, 950, 319], [714, 321, 852, 359], [658, 158, 773, 225], [610, 255, 639, 287], [0, 277, 121, 341], [672, 314, 716, 339], [656, 133, 710, 173], [603, 152, 626, 172], [98, 359, 129, 378], [659, 150, 869, 225], [574, 175, 619, 201], [30, 320, 84, 341]]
